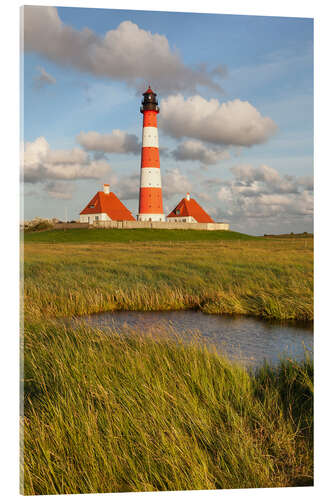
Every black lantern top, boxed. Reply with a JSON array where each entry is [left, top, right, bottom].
[[140, 86, 159, 114]]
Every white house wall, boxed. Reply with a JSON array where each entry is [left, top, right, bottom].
[[137, 213, 166, 222], [166, 216, 197, 223], [80, 213, 111, 223]]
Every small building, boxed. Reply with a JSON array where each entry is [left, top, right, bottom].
[[80, 184, 135, 224], [166, 193, 214, 223]]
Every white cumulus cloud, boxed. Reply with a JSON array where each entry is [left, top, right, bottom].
[[23, 6, 223, 94], [216, 164, 313, 225], [163, 168, 192, 200], [23, 136, 110, 184], [77, 130, 141, 154], [159, 94, 277, 146]]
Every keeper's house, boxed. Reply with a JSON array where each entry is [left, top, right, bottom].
[[167, 193, 214, 223], [80, 184, 135, 223]]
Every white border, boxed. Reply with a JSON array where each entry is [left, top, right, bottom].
[[2, 1, 332, 499]]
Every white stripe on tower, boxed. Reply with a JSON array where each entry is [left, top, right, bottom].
[[142, 127, 159, 148], [140, 168, 162, 188]]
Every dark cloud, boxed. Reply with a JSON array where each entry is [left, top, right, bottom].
[[159, 146, 170, 158], [172, 140, 229, 165], [211, 64, 228, 78], [113, 173, 140, 201], [44, 181, 74, 200]]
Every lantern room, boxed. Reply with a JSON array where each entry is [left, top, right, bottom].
[[140, 86, 160, 114]]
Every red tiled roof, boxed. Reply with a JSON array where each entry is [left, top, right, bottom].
[[167, 197, 214, 223], [80, 191, 135, 221]]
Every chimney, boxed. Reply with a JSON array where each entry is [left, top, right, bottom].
[[103, 184, 110, 194], [186, 192, 190, 201]]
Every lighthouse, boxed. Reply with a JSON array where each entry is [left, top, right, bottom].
[[137, 86, 165, 222]]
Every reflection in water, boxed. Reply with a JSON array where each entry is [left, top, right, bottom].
[[79, 310, 313, 368]]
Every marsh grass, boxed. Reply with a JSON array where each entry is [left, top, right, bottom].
[[22, 233, 314, 494], [22, 320, 313, 494], [23, 239, 313, 321]]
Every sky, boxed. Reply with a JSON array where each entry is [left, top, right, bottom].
[[22, 5, 313, 235]]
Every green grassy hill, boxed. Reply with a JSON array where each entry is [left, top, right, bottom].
[[23, 228, 258, 243]]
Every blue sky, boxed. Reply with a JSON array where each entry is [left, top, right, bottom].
[[22, 6, 313, 234]]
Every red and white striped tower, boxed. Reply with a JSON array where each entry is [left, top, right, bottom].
[[137, 86, 165, 221]]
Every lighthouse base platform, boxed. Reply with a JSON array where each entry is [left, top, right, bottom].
[[92, 220, 229, 231]]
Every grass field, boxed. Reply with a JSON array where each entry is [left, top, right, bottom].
[[22, 321, 313, 494], [22, 228, 313, 494], [23, 230, 313, 321], [23, 227, 257, 243]]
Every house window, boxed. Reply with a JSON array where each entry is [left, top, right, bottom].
[[89, 205, 95, 208], [176, 209, 180, 215], [95, 216, 99, 221]]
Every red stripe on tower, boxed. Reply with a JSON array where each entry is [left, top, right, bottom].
[[137, 86, 165, 221]]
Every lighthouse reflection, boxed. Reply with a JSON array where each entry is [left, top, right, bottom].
[[78, 310, 313, 369]]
